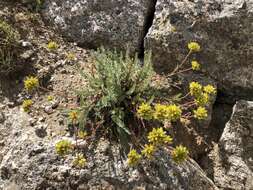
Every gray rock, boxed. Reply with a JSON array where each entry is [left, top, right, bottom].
[[42, 0, 156, 53], [213, 100, 253, 190], [44, 105, 54, 114], [0, 109, 218, 190], [145, 0, 253, 102], [20, 50, 34, 60], [0, 112, 5, 124], [20, 41, 32, 48]]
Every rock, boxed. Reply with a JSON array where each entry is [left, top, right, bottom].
[[0, 112, 5, 123], [20, 50, 34, 60], [34, 124, 47, 138], [20, 41, 32, 48], [44, 105, 54, 114], [28, 117, 37, 126], [213, 100, 253, 190], [0, 109, 218, 190], [42, 0, 156, 53], [51, 100, 59, 109], [145, 0, 253, 102]]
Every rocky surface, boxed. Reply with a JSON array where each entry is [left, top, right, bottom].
[[1, 0, 253, 189], [0, 108, 218, 190], [42, 0, 156, 53], [145, 0, 253, 102], [212, 100, 253, 190]]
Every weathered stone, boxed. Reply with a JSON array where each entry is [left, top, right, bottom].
[[42, 0, 156, 53], [0, 109, 218, 190], [145, 0, 253, 102], [0, 112, 5, 124], [213, 100, 253, 190], [44, 105, 54, 114]]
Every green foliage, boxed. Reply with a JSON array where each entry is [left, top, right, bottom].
[[55, 140, 73, 156], [77, 48, 154, 145], [20, 0, 44, 12], [0, 19, 21, 75]]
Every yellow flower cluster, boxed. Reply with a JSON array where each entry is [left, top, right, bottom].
[[69, 110, 79, 122], [153, 104, 167, 121], [22, 99, 33, 112], [189, 82, 202, 97], [137, 103, 153, 120], [195, 92, 209, 106], [47, 41, 59, 50], [137, 103, 182, 122], [193, 106, 208, 120], [127, 127, 172, 167], [172, 145, 189, 164], [166, 104, 182, 122], [189, 82, 217, 107], [24, 76, 39, 92], [55, 140, 73, 156], [127, 128, 190, 166], [127, 149, 141, 166], [148, 127, 173, 146], [78, 131, 87, 139], [141, 144, 156, 159], [66, 52, 76, 61], [47, 95, 54, 102], [188, 42, 201, 52], [204, 85, 217, 95], [189, 82, 216, 120], [73, 153, 87, 168], [191, 60, 200, 71]]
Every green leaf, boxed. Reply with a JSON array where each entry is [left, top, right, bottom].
[[126, 82, 136, 96], [111, 114, 131, 135]]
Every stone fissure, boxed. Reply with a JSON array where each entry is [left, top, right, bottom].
[[138, 0, 157, 59]]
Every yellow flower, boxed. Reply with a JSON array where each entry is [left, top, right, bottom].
[[137, 103, 153, 120], [141, 144, 156, 159], [66, 52, 76, 61], [47, 41, 58, 50], [73, 154, 87, 168], [69, 110, 78, 122], [148, 127, 173, 146], [189, 82, 202, 97], [166, 104, 182, 122], [195, 93, 209, 106], [153, 104, 168, 121], [127, 149, 141, 167], [47, 95, 54, 102], [191, 60, 200, 71], [22, 99, 33, 112], [172, 145, 189, 164], [188, 42, 201, 52], [193, 107, 208, 120], [204, 85, 216, 95], [78, 131, 87, 139], [24, 76, 39, 91], [55, 140, 72, 156]]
